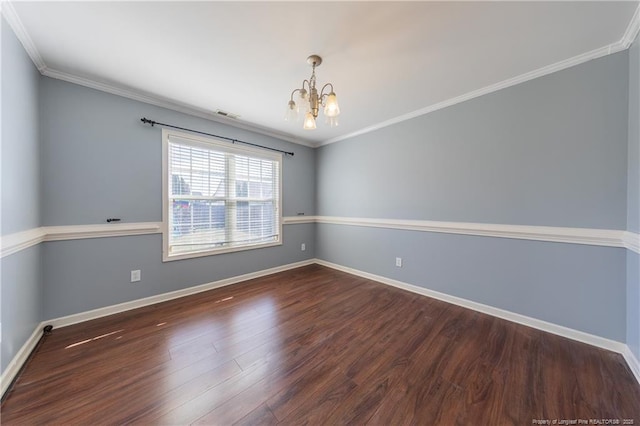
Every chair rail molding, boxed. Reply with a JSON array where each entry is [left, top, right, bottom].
[[2, 218, 638, 258], [314, 216, 634, 250]]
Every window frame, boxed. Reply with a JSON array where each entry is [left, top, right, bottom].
[[161, 128, 283, 262]]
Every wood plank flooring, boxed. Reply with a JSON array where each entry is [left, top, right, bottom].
[[2, 264, 639, 424]]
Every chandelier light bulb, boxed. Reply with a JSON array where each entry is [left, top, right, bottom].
[[284, 100, 298, 122], [303, 112, 317, 130], [325, 115, 339, 128], [323, 92, 340, 118]]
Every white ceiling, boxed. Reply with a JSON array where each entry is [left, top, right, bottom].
[[6, 1, 640, 146]]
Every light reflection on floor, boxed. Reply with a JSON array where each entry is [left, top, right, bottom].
[[160, 295, 282, 397], [65, 329, 125, 349]]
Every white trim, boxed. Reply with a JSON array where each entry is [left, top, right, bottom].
[[41, 68, 313, 148], [43, 222, 162, 242], [0, 258, 314, 398], [0, 227, 46, 258], [2, 257, 638, 399], [47, 259, 315, 329], [621, 3, 640, 49], [315, 259, 627, 354], [320, 41, 628, 146], [283, 215, 316, 225], [6, 0, 637, 150], [0, 223, 162, 259], [0, 323, 43, 397], [161, 129, 284, 262], [0, 1, 46, 72], [622, 345, 640, 385], [623, 231, 640, 255], [2, 219, 635, 259], [314, 216, 627, 248]]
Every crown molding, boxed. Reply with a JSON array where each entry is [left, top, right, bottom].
[[319, 3, 640, 146], [1, 0, 45, 72], [2, 3, 314, 149], [41, 68, 315, 148], [621, 2, 640, 49], [319, 41, 629, 146], [3, 0, 639, 150]]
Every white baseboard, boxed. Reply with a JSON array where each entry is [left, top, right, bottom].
[[622, 345, 640, 385], [0, 259, 315, 398], [0, 322, 45, 397], [49, 259, 315, 329], [315, 259, 628, 354], [2, 257, 638, 399]]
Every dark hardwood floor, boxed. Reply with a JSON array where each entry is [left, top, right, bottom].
[[2, 264, 639, 424]]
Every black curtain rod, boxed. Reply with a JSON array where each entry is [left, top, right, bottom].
[[140, 118, 294, 156]]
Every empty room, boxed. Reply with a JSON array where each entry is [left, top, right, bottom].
[[1, 1, 639, 424]]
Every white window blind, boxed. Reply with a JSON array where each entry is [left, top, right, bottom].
[[163, 130, 281, 261]]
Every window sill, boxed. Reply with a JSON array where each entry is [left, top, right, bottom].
[[162, 240, 283, 262]]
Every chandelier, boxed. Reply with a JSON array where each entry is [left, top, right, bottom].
[[285, 55, 340, 130]]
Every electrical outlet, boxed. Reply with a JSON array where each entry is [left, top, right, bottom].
[[395, 257, 402, 267], [301, 243, 306, 251], [131, 270, 141, 282]]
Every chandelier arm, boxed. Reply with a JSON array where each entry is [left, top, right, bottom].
[[289, 88, 301, 102], [319, 83, 335, 104]]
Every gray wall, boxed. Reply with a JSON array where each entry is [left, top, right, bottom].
[[1, 18, 40, 234], [2, 11, 638, 376], [38, 77, 316, 319], [42, 228, 312, 319], [40, 78, 316, 225], [317, 53, 629, 230], [317, 224, 627, 340], [628, 35, 639, 235], [628, 34, 640, 361], [316, 51, 630, 341], [1, 247, 42, 373], [1, 18, 43, 372]]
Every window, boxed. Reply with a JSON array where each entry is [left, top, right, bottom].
[[162, 129, 282, 261]]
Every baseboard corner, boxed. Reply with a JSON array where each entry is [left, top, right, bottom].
[[1, 322, 45, 398], [622, 345, 640, 385]]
